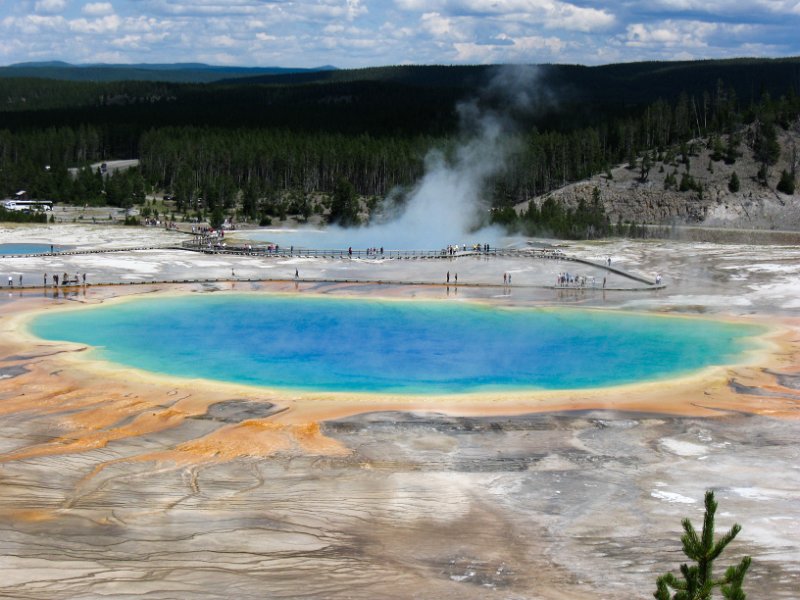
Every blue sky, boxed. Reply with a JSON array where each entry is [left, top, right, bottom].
[[1, 0, 799, 67]]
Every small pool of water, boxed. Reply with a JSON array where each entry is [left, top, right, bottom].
[[29, 294, 765, 394], [0, 243, 66, 255]]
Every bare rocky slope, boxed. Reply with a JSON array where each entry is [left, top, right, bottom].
[[516, 121, 800, 234]]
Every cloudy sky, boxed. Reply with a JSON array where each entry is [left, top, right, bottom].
[[1, 0, 799, 68]]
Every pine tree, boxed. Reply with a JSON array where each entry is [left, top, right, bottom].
[[654, 490, 750, 600], [776, 170, 796, 194], [329, 177, 361, 227], [210, 205, 225, 229], [724, 134, 740, 165], [728, 172, 740, 193]]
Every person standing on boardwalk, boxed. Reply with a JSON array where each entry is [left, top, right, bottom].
[[295, 268, 299, 279], [447, 271, 450, 283], [44, 273, 47, 286]]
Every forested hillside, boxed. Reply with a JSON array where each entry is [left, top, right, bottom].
[[1, 58, 799, 235]]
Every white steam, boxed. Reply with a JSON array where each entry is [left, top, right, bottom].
[[250, 66, 544, 251]]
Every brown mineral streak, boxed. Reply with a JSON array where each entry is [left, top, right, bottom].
[[1, 287, 798, 476]]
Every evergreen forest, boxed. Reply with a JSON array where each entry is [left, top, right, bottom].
[[1, 58, 799, 238]]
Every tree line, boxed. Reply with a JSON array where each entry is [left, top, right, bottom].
[[1, 66, 798, 235]]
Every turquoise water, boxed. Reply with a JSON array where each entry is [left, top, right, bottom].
[[0, 243, 63, 255], [29, 295, 764, 394]]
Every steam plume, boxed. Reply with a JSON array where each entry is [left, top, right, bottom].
[[267, 66, 544, 250]]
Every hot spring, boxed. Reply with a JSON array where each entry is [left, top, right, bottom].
[[29, 294, 764, 394]]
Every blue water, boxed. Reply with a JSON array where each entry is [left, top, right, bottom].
[[29, 295, 764, 394], [0, 243, 63, 255]]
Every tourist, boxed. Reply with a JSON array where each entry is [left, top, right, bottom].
[[54, 274, 59, 286], [508, 273, 511, 285], [503, 273, 507, 285], [7, 275, 12, 287], [19, 274, 22, 286], [82, 273, 87, 285], [44, 273, 47, 286], [295, 268, 299, 279], [454, 273, 458, 284], [447, 271, 450, 283]]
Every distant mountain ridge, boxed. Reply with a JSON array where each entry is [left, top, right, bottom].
[[1, 62, 338, 83], [218, 57, 800, 104], [3, 58, 800, 103]]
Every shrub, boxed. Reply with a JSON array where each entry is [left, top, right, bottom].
[[776, 170, 796, 194]]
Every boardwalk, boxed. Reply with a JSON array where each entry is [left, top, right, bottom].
[[2, 238, 664, 292], [178, 238, 663, 289]]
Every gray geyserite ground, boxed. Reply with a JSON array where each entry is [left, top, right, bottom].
[[0, 223, 799, 598]]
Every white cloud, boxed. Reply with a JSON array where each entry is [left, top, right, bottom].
[[397, 0, 614, 32], [346, 0, 367, 20], [211, 35, 237, 47], [4, 14, 67, 34], [111, 34, 143, 48], [34, 0, 67, 14], [82, 2, 115, 16], [69, 14, 121, 33], [395, 0, 441, 10], [627, 20, 713, 48], [650, 0, 800, 15], [738, 41, 784, 54], [0, 0, 798, 67], [141, 0, 260, 16], [621, 19, 762, 51], [421, 12, 467, 40], [453, 33, 566, 62]]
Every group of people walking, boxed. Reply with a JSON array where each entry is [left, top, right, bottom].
[[445, 243, 491, 256], [7, 272, 86, 288], [43, 272, 87, 287]]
